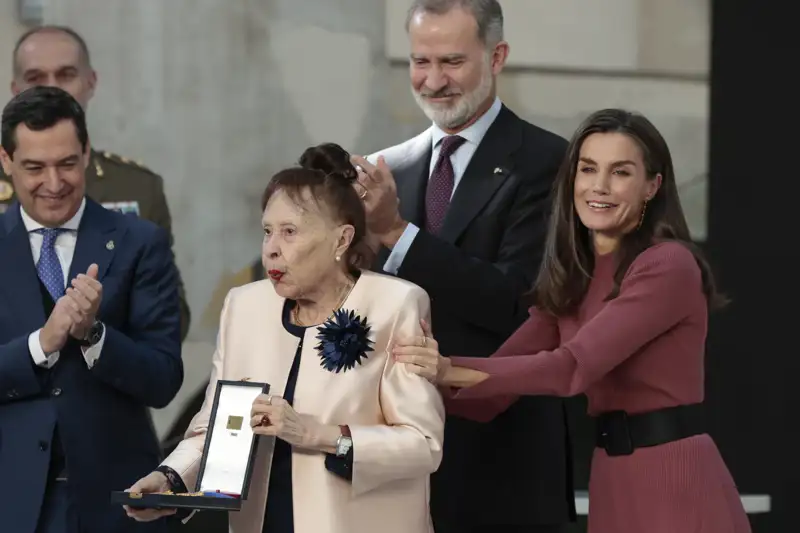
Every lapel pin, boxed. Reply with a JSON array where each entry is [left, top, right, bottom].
[[106, 240, 115, 250]]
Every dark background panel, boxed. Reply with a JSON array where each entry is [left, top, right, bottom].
[[704, 0, 797, 531]]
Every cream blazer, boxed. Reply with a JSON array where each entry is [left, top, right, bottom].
[[162, 270, 445, 533]]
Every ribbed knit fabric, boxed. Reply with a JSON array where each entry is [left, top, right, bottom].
[[449, 242, 751, 533]]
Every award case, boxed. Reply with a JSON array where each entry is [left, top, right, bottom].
[[111, 380, 272, 512]]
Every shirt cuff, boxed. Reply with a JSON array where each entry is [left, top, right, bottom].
[[81, 326, 106, 369], [28, 330, 59, 368], [382, 223, 420, 275]]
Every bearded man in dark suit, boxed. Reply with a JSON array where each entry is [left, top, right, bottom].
[[351, 1, 575, 532]]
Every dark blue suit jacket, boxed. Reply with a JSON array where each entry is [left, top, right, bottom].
[[0, 198, 183, 532]]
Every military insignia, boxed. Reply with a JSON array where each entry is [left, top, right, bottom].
[[0, 180, 13, 201], [94, 158, 104, 178], [106, 240, 115, 250], [101, 201, 140, 216]]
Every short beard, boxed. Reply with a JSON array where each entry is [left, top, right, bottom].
[[412, 55, 494, 130]]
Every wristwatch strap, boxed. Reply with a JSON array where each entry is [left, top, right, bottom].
[[155, 465, 189, 493]]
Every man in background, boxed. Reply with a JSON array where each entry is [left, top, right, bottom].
[[0, 25, 191, 340], [353, 1, 575, 532]]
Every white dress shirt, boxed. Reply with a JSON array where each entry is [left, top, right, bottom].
[[383, 97, 503, 274], [21, 198, 106, 369]]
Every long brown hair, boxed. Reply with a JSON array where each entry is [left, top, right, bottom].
[[534, 109, 725, 316]]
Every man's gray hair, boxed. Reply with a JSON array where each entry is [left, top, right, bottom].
[[405, 0, 504, 47]]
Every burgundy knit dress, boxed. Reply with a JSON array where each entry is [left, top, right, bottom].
[[447, 242, 751, 533]]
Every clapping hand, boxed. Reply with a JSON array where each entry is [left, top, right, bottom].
[[392, 319, 451, 385], [39, 263, 102, 354], [350, 155, 407, 246], [66, 263, 103, 339]]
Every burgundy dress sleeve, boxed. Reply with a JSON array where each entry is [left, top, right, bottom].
[[444, 306, 559, 422], [451, 244, 702, 400]]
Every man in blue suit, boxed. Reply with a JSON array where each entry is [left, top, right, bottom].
[[0, 86, 183, 532]]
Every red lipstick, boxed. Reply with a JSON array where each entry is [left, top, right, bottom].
[[267, 270, 284, 281]]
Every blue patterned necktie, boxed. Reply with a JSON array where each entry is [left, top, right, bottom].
[[425, 135, 466, 235], [35, 228, 66, 301]]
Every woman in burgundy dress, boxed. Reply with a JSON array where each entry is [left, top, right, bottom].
[[392, 109, 751, 533]]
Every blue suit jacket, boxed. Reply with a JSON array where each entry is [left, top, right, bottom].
[[0, 198, 183, 532]]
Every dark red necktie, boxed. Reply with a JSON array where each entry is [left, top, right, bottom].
[[425, 135, 466, 234]]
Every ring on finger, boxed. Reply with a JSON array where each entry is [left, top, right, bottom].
[[259, 414, 271, 427]]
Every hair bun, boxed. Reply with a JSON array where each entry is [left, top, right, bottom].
[[299, 143, 358, 182]]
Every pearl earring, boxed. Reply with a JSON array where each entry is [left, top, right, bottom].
[[335, 255, 341, 262]]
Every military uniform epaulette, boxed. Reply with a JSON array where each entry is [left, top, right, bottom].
[[93, 149, 159, 178]]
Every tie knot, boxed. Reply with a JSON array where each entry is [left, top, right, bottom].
[[439, 135, 466, 158], [34, 227, 66, 245]]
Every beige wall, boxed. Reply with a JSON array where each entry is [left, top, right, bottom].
[[0, 2, 30, 96], [387, 0, 709, 77], [0, 0, 709, 434]]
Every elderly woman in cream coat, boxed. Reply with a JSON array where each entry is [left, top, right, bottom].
[[124, 144, 445, 533]]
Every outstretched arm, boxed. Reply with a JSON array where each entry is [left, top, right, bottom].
[[395, 307, 560, 422], [450, 244, 702, 400]]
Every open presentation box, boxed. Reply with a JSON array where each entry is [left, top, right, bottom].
[[112, 380, 272, 512]]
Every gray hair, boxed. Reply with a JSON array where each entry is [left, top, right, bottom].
[[405, 0, 504, 47]]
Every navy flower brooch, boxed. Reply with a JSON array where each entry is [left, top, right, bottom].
[[315, 309, 374, 373]]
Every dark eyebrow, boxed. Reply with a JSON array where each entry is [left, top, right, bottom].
[[20, 155, 79, 167], [579, 157, 637, 168], [21, 68, 43, 78], [22, 64, 78, 77]]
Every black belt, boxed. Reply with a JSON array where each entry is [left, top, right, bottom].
[[594, 404, 705, 456]]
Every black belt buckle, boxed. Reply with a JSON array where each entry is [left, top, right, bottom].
[[597, 410, 634, 456]]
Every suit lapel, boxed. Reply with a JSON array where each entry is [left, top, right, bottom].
[[0, 204, 47, 331], [439, 106, 522, 244], [394, 139, 433, 228], [68, 198, 122, 283]]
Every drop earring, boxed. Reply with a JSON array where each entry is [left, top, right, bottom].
[[638, 200, 648, 230]]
